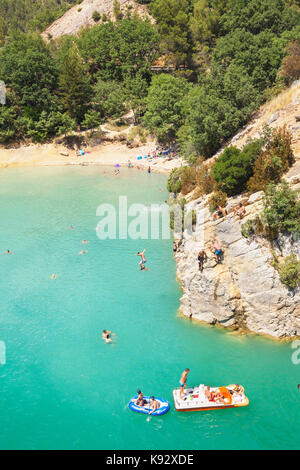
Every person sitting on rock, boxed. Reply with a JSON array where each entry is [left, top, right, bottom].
[[212, 205, 227, 221], [234, 202, 246, 220], [211, 239, 223, 264]]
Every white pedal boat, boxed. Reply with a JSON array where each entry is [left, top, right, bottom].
[[173, 384, 249, 412]]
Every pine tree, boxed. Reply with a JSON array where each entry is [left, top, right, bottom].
[[58, 44, 92, 123]]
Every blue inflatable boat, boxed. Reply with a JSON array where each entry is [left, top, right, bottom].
[[128, 396, 170, 416]]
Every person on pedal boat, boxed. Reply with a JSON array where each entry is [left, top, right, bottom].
[[179, 368, 190, 399]]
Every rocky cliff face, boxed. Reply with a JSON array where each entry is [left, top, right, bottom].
[[42, 0, 152, 40], [175, 190, 300, 339]]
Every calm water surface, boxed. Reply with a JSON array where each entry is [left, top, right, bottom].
[[0, 167, 299, 450]]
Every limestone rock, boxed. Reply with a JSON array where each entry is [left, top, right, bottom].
[[176, 192, 300, 339]]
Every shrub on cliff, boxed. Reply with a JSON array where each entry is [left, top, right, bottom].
[[167, 167, 185, 194], [92, 11, 101, 22], [281, 40, 300, 84], [208, 190, 227, 213], [212, 140, 262, 196], [272, 253, 300, 289], [247, 126, 295, 193], [262, 181, 300, 239]]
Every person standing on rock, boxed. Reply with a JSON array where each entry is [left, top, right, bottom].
[[197, 250, 207, 272]]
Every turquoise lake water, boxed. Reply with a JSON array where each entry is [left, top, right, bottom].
[[0, 166, 299, 450]]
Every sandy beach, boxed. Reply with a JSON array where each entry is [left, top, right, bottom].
[[0, 140, 184, 174]]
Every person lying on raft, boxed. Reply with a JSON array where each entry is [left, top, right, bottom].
[[135, 390, 146, 407], [229, 384, 244, 398], [149, 397, 160, 415], [212, 391, 226, 404]]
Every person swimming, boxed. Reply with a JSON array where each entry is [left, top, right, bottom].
[[78, 250, 87, 255], [102, 329, 113, 343]]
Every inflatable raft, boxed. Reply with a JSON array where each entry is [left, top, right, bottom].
[[129, 396, 170, 416], [173, 384, 249, 412]]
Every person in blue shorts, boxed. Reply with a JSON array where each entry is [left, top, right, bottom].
[[179, 368, 190, 399]]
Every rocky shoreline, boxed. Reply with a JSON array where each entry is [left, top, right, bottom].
[[174, 187, 300, 340]]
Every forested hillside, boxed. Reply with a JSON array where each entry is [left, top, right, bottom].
[[0, 0, 300, 159], [0, 0, 82, 41]]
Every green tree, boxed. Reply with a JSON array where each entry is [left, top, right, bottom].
[[212, 140, 262, 196], [0, 32, 58, 115], [262, 182, 300, 237], [179, 85, 242, 158], [0, 105, 20, 143], [190, 0, 222, 47], [143, 74, 191, 144], [93, 80, 127, 119], [57, 44, 92, 123], [150, 0, 192, 66]]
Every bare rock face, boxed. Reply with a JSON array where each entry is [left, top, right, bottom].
[[42, 0, 152, 40], [175, 193, 300, 339]]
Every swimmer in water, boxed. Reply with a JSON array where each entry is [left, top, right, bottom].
[[102, 329, 111, 339], [5, 250, 12, 255], [78, 250, 87, 255], [82, 240, 88, 244], [102, 330, 113, 344], [50, 274, 57, 280]]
